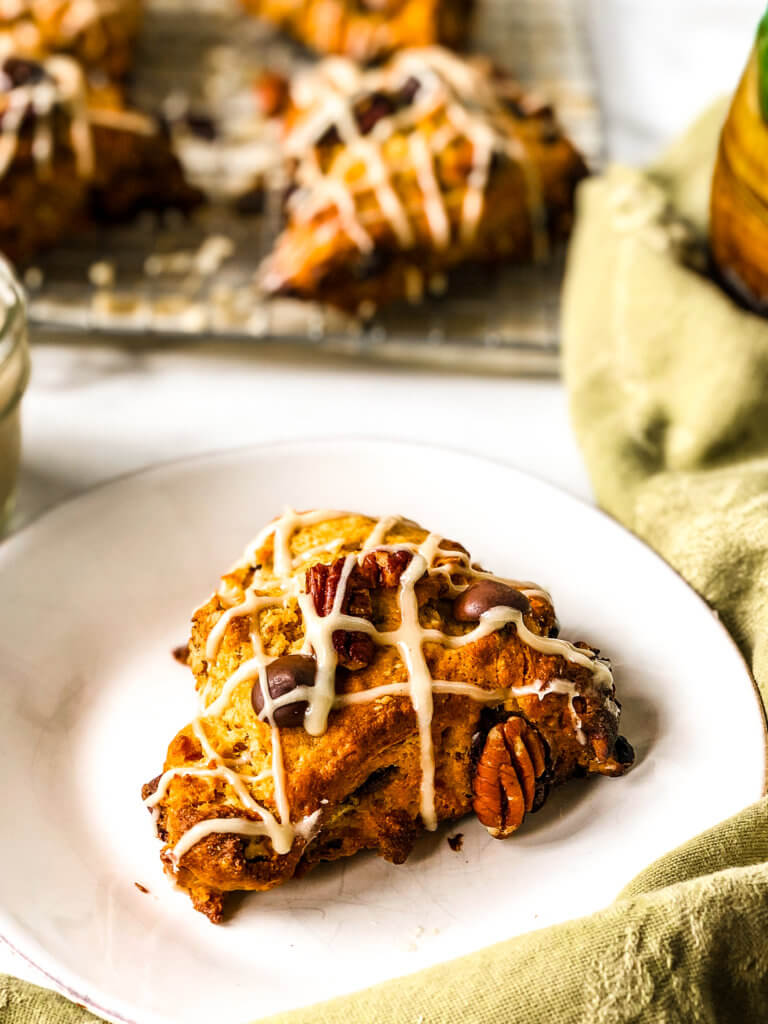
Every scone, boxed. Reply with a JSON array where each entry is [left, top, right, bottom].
[[0, 0, 142, 78], [0, 53, 200, 263], [241, 0, 473, 63], [259, 48, 588, 314], [143, 510, 634, 922]]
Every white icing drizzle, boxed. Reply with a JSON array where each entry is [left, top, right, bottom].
[[155, 510, 619, 866], [240, 507, 349, 580], [0, 51, 157, 183], [269, 47, 553, 281], [2, 0, 127, 40], [298, 551, 357, 735]]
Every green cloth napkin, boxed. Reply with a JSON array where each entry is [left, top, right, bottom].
[[4, 101, 768, 1024]]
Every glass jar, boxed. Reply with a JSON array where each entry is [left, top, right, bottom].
[[0, 257, 30, 532]]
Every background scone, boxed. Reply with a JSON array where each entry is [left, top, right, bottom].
[[0, 0, 142, 78], [259, 48, 588, 314], [143, 510, 634, 922], [0, 53, 200, 263], [241, 0, 473, 63]]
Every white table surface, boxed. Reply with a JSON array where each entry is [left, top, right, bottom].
[[2, 0, 765, 998]]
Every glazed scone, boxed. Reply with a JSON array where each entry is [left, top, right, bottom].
[[143, 510, 634, 922], [242, 0, 473, 63], [0, 0, 142, 78], [0, 54, 201, 263], [259, 48, 588, 314]]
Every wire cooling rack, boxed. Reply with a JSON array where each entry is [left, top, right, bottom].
[[24, 0, 602, 374]]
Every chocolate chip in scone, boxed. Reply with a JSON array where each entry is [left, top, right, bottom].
[[394, 75, 421, 108], [252, 654, 316, 727], [185, 111, 217, 141], [0, 57, 46, 91], [613, 735, 635, 767], [453, 581, 530, 622], [354, 91, 395, 135], [317, 124, 341, 148]]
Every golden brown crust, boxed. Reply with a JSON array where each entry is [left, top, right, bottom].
[[260, 50, 587, 313], [241, 0, 473, 63], [0, 0, 143, 78], [144, 512, 633, 922]]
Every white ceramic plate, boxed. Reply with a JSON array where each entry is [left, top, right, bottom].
[[0, 440, 764, 1024]]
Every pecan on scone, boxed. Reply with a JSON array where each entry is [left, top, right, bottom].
[[258, 48, 588, 315], [0, 53, 200, 263], [0, 0, 143, 78], [143, 510, 633, 922], [241, 0, 474, 63]]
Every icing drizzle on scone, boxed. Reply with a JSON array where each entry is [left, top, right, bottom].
[[147, 510, 620, 861], [261, 48, 553, 294], [0, 0, 127, 38], [0, 52, 154, 181]]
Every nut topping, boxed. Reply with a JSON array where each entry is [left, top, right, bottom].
[[473, 716, 549, 838], [252, 654, 316, 727], [358, 548, 413, 588], [454, 580, 530, 622]]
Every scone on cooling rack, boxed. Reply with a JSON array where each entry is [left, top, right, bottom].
[[0, 54, 201, 263], [258, 48, 588, 315], [241, 0, 473, 63], [143, 510, 634, 922], [0, 0, 142, 78]]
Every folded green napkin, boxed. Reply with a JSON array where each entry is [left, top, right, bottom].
[[4, 100, 768, 1023]]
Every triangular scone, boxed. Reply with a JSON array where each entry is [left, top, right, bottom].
[[0, 53, 200, 262], [143, 511, 634, 922], [259, 48, 588, 314], [242, 0, 473, 63], [0, 0, 142, 78]]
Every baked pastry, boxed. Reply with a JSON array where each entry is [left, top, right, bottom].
[[241, 0, 473, 63], [710, 12, 768, 313], [0, 54, 200, 263], [259, 48, 588, 314], [0, 0, 142, 78], [143, 510, 634, 922]]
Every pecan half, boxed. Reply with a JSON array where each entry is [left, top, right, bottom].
[[473, 716, 549, 838], [358, 548, 413, 588], [307, 559, 345, 617], [306, 557, 376, 669], [332, 630, 375, 670]]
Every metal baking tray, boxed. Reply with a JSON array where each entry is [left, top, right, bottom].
[[24, 0, 602, 374]]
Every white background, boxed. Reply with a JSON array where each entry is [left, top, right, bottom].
[[3, 0, 766, 992]]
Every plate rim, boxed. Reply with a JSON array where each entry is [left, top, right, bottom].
[[1, 436, 766, 1024]]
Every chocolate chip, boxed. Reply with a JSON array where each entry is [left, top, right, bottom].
[[354, 91, 394, 135], [1, 57, 46, 90], [394, 76, 421, 107], [454, 581, 530, 622], [185, 111, 217, 141], [251, 654, 316, 728], [613, 735, 635, 766], [317, 124, 341, 148]]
